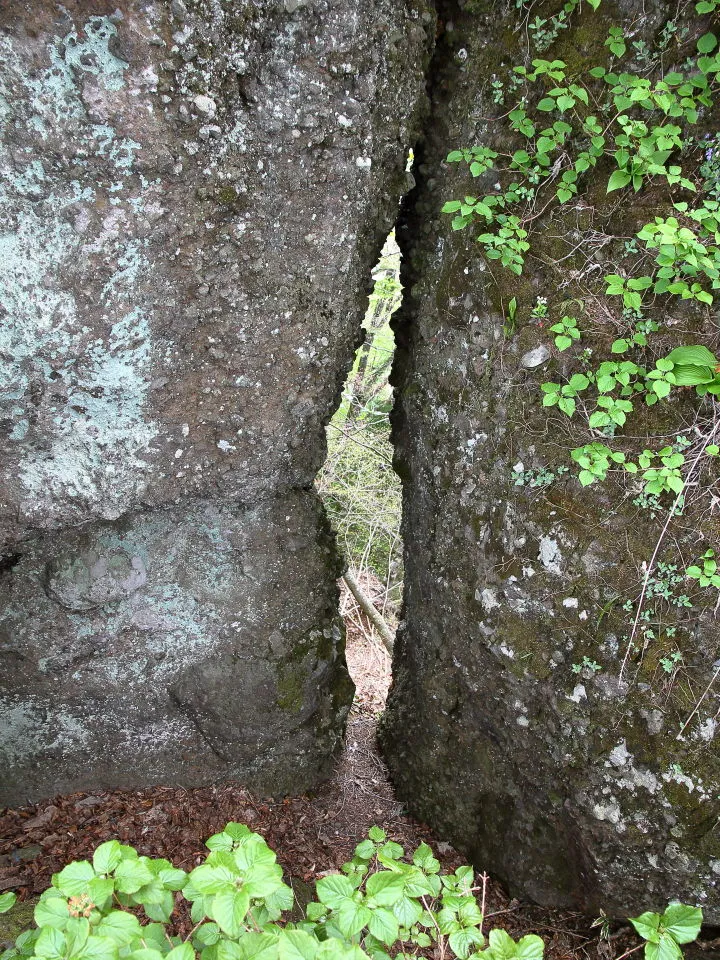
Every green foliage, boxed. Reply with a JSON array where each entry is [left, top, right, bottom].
[[511, 463, 569, 488], [317, 234, 402, 601], [687, 549, 720, 588], [630, 904, 702, 960], [572, 656, 602, 675], [0, 894, 16, 915], [0, 827, 704, 960], [549, 315, 580, 351], [459, 0, 720, 695]]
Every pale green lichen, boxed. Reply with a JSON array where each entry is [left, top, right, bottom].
[[0, 15, 159, 520]]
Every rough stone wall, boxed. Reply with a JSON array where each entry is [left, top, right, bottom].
[[381, 0, 720, 920], [0, 0, 432, 805]]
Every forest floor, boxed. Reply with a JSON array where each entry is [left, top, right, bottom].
[[0, 575, 701, 960]]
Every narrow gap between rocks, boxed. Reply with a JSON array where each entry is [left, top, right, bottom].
[[315, 229, 405, 635]]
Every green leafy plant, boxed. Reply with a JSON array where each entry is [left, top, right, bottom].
[[0, 893, 16, 915], [541, 372, 590, 418], [549, 315, 580, 351], [0, 828, 704, 960], [687, 549, 720, 588], [630, 903, 702, 960], [572, 656, 602, 674]]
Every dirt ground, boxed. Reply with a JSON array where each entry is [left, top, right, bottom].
[[1, 575, 711, 959]]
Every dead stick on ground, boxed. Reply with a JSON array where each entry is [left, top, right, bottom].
[[343, 568, 395, 654]]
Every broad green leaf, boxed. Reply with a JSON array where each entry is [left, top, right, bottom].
[[656, 934, 683, 960], [206, 833, 234, 853], [34, 897, 69, 930], [671, 365, 714, 386], [96, 912, 142, 946], [306, 903, 327, 921], [144, 891, 175, 923], [392, 895, 423, 928], [234, 838, 277, 874], [448, 928, 484, 959], [316, 875, 354, 909], [264, 882, 294, 917], [368, 907, 399, 945], [366, 873, 405, 906], [666, 345, 717, 367], [698, 32, 717, 54], [167, 945, 195, 960], [607, 170, 631, 192], [210, 889, 251, 937], [159, 869, 188, 891], [558, 397, 576, 417], [35, 928, 66, 960], [194, 925, 221, 947], [190, 866, 237, 897], [652, 380, 672, 398], [278, 930, 318, 960], [334, 901, 372, 938], [354, 841, 375, 860], [630, 911, 661, 943], [661, 904, 703, 944], [128, 951, 164, 960], [516, 934, 545, 960], [225, 824, 253, 842], [611, 339, 629, 354], [378, 842, 403, 862], [404, 868, 438, 898], [315, 944, 366, 960], [64, 917, 90, 957], [93, 842, 123, 876], [115, 860, 155, 895], [55, 861, 96, 897], [488, 929, 521, 960], [77, 936, 120, 960], [0, 894, 16, 915]]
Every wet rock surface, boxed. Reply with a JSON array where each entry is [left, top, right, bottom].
[[0, 0, 432, 804], [381, 0, 720, 921]]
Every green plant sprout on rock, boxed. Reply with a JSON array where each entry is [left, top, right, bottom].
[[0, 826, 705, 960], [442, 0, 720, 693]]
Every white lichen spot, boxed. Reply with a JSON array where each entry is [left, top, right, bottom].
[[476, 587, 500, 612], [538, 537, 562, 575], [593, 801, 621, 824], [608, 740, 631, 768]]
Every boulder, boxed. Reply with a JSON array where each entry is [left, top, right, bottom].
[[381, 0, 720, 920], [0, 0, 432, 804]]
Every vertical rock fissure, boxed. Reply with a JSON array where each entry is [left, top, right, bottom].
[[317, 225, 408, 637]]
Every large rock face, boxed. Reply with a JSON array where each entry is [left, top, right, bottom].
[[381, 0, 720, 921], [0, 0, 432, 804]]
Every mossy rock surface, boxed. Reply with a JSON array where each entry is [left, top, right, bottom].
[[0, 900, 36, 950], [382, 0, 720, 921]]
